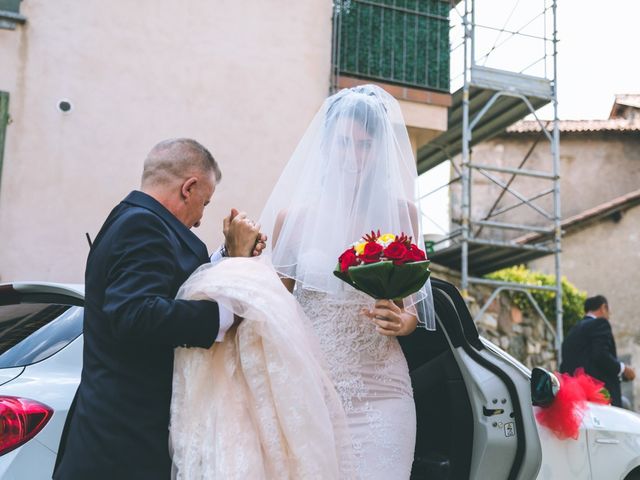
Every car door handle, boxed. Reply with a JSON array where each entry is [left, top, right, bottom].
[[595, 438, 620, 445]]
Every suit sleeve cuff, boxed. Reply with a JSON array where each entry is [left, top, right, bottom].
[[620, 362, 625, 377]]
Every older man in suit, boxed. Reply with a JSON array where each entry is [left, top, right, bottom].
[[560, 295, 635, 407], [54, 139, 265, 479]]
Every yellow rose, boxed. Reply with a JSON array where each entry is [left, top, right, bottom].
[[354, 241, 366, 255], [378, 233, 396, 245]]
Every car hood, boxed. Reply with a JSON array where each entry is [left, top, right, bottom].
[[586, 401, 640, 433]]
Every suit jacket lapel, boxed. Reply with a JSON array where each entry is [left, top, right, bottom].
[[122, 190, 209, 261]]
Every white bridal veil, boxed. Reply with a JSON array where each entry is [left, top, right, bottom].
[[259, 84, 436, 330]]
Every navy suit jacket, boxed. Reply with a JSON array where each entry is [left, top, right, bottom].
[[54, 191, 220, 480], [560, 315, 622, 407]]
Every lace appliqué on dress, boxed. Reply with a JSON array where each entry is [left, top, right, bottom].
[[294, 288, 416, 480]]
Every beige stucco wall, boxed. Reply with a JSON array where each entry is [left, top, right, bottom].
[[0, 0, 336, 282], [451, 132, 640, 241], [529, 205, 640, 406]]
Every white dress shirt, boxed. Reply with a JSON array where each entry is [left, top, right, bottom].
[[210, 246, 234, 342]]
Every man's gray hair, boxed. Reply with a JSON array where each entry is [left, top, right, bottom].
[[141, 138, 222, 187]]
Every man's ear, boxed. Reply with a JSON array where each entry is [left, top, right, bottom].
[[181, 177, 198, 201]]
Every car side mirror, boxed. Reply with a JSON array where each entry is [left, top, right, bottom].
[[531, 367, 560, 407]]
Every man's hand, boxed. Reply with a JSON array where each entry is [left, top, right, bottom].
[[623, 365, 636, 381], [223, 208, 265, 258]]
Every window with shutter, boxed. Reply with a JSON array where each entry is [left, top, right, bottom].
[[0, 0, 26, 30]]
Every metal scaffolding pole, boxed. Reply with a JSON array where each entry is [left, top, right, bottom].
[[551, 0, 563, 362], [453, 0, 563, 364], [460, 0, 472, 298]]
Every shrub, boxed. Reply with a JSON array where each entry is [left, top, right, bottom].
[[486, 265, 587, 336]]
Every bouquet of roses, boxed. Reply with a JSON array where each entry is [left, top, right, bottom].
[[333, 230, 431, 301]]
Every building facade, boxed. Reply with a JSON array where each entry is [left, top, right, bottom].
[[466, 95, 640, 406], [0, 0, 452, 282], [458, 96, 640, 242]]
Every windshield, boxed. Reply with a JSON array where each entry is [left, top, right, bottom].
[[0, 303, 83, 368]]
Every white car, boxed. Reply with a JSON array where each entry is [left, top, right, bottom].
[[1, 280, 640, 479]]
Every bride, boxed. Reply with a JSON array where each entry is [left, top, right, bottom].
[[259, 84, 436, 479], [169, 84, 435, 480]]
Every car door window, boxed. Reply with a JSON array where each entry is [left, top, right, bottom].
[[0, 303, 83, 368]]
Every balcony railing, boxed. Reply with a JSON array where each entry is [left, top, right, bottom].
[[333, 0, 450, 92]]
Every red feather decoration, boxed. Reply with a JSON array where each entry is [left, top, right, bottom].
[[536, 369, 610, 440]]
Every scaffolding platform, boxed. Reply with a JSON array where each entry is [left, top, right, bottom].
[[428, 239, 553, 276], [417, 66, 552, 174]]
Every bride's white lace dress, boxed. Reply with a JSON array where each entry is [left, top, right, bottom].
[[169, 258, 354, 479], [295, 288, 416, 480]]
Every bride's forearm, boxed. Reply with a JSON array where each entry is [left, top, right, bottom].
[[398, 311, 418, 336], [394, 300, 418, 336], [280, 277, 295, 293]]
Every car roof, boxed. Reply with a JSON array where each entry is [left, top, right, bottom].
[[1, 282, 85, 301]]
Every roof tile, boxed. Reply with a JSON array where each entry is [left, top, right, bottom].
[[506, 118, 640, 134]]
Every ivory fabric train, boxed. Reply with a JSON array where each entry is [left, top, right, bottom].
[[169, 257, 354, 480]]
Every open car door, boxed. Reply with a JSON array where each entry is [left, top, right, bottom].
[[400, 278, 543, 480]]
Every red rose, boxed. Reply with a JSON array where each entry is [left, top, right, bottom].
[[403, 244, 427, 263], [360, 241, 383, 264], [383, 241, 409, 265], [339, 248, 359, 272]]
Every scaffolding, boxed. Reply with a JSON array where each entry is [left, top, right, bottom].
[[418, 0, 563, 361]]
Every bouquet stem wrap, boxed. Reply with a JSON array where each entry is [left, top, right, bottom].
[[334, 260, 431, 301]]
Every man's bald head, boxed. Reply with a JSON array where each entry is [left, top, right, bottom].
[[141, 138, 221, 188]]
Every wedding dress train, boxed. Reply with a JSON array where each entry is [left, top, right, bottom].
[[169, 257, 354, 479]]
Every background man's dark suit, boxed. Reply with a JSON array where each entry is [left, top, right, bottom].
[[54, 191, 220, 479], [560, 315, 622, 407]]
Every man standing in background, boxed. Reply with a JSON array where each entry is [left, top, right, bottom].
[[561, 295, 635, 407]]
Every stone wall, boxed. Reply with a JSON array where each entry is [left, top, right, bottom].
[[431, 263, 640, 409], [431, 264, 558, 371]]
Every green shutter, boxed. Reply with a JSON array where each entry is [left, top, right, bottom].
[[0, 0, 21, 14], [0, 0, 25, 30], [0, 92, 9, 189]]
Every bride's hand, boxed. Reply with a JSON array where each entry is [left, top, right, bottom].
[[362, 299, 418, 336]]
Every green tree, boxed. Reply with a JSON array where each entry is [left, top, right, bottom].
[[486, 265, 586, 336]]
